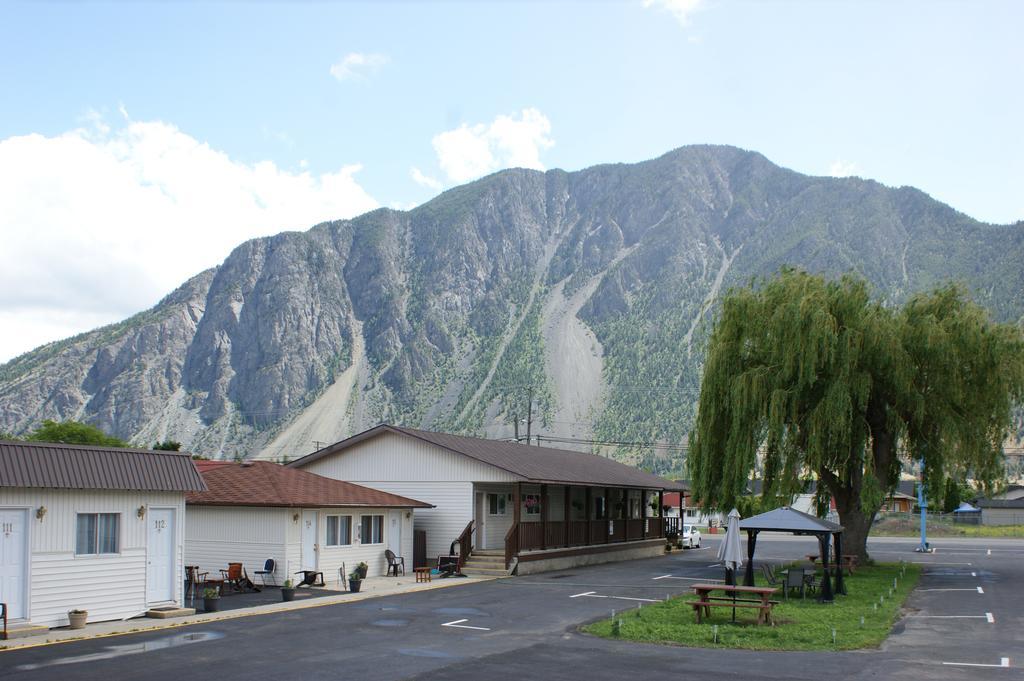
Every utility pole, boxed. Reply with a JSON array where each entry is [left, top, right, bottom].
[[525, 385, 534, 445]]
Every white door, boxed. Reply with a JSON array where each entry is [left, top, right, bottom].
[[474, 493, 486, 550], [301, 511, 318, 570], [147, 508, 175, 604], [0, 509, 28, 620], [387, 511, 403, 556]]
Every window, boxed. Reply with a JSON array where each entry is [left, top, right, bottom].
[[76, 513, 119, 555], [360, 515, 384, 544], [488, 493, 507, 515], [524, 494, 541, 516], [325, 515, 352, 546], [594, 496, 606, 519]]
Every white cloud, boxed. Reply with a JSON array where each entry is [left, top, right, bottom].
[[410, 166, 443, 191], [329, 52, 389, 82], [0, 115, 378, 363], [643, 0, 703, 27], [431, 108, 554, 184], [829, 159, 858, 177]]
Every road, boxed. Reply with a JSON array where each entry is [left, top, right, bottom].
[[2, 536, 1021, 680]]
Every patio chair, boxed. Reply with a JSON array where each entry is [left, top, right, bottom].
[[185, 565, 209, 600], [760, 563, 780, 587], [784, 568, 806, 600], [385, 549, 406, 577], [221, 562, 261, 593], [254, 558, 276, 587]]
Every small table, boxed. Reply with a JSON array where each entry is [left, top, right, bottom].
[[689, 583, 779, 625], [414, 567, 431, 583]]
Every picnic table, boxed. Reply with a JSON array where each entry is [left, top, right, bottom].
[[806, 553, 858, 575], [689, 583, 779, 625]]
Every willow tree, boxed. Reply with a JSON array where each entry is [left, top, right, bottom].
[[690, 269, 1024, 559]]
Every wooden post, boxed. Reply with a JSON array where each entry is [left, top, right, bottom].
[[605, 487, 611, 543], [641, 489, 648, 539], [658, 490, 664, 538], [585, 487, 593, 545], [513, 481, 521, 548], [540, 484, 548, 550], [563, 485, 571, 548]]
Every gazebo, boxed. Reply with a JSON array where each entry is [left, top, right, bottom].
[[738, 506, 845, 602]]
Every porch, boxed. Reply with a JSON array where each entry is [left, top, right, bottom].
[[467, 482, 681, 572]]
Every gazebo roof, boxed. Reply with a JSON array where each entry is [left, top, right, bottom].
[[738, 506, 843, 534]]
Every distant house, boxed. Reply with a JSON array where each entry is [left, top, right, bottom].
[[973, 485, 1024, 526], [0, 440, 205, 629], [185, 461, 431, 584], [288, 425, 683, 575]]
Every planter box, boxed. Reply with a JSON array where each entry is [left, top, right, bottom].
[[349, 580, 362, 593], [68, 611, 88, 629]]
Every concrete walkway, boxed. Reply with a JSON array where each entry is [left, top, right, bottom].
[[1, 574, 494, 651]]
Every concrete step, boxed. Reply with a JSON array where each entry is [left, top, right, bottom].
[[2, 622, 49, 640], [461, 566, 509, 576], [472, 549, 505, 557], [465, 555, 505, 565]]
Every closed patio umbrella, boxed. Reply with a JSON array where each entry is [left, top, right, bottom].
[[717, 509, 744, 621]]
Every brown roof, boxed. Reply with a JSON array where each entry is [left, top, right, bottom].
[[288, 425, 685, 491], [0, 440, 206, 492], [186, 461, 433, 509]]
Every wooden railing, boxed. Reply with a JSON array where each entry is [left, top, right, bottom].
[[455, 520, 474, 571], [518, 522, 545, 551], [504, 523, 519, 570], [648, 516, 665, 538], [544, 521, 565, 548], [609, 520, 626, 542], [590, 520, 606, 544], [665, 516, 682, 538], [568, 520, 589, 546], [626, 519, 644, 541]]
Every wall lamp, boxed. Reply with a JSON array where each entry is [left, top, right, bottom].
[[36, 506, 47, 521], [137, 505, 147, 519]]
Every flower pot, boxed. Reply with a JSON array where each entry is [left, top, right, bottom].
[[349, 579, 362, 593], [68, 611, 88, 629], [281, 587, 295, 602], [203, 597, 220, 612]]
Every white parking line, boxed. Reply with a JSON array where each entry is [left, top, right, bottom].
[[911, 561, 973, 565], [942, 657, 1010, 668], [907, 612, 994, 623], [918, 588, 983, 593], [569, 591, 660, 603], [441, 618, 491, 631]]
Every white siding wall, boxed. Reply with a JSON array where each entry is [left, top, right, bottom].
[[474, 484, 513, 550], [0, 488, 185, 627], [297, 434, 499, 561], [301, 431, 519, 483], [314, 507, 415, 583], [185, 505, 417, 587], [185, 506, 288, 584]]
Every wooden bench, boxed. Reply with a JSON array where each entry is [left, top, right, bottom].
[[807, 554, 859, 575], [688, 600, 779, 625]]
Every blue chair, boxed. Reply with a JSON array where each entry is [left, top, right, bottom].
[[254, 558, 276, 587]]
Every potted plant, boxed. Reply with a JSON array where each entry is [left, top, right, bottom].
[[348, 570, 363, 593], [68, 609, 88, 629], [356, 561, 368, 580], [665, 542, 673, 553], [281, 578, 295, 602], [203, 587, 221, 612]]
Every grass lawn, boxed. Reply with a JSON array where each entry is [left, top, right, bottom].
[[582, 562, 921, 651], [871, 516, 1024, 538]]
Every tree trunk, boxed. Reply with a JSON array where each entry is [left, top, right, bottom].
[[831, 488, 878, 562]]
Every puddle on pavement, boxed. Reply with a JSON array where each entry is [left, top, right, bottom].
[[372, 619, 410, 627], [16, 631, 224, 671]]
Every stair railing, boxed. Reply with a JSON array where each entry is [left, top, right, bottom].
[[455, 520, 474, 571], [504, 521, 519, 570]]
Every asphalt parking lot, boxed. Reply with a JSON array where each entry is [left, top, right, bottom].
[[2, 535, 1021, 681]]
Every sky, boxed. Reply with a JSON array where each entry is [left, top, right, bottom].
[[1, 0, 1022, 363]]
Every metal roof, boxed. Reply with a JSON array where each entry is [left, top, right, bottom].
[[738, 506, 843, 534], [0, 440, 207, 492], [187, 461, 433, 509], [289, 424, 685, 491]]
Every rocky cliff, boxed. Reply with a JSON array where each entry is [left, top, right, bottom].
[[2, 145, 1021, 470]]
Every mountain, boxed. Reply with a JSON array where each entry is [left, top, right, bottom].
[[1, 145, 1021, 470]]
